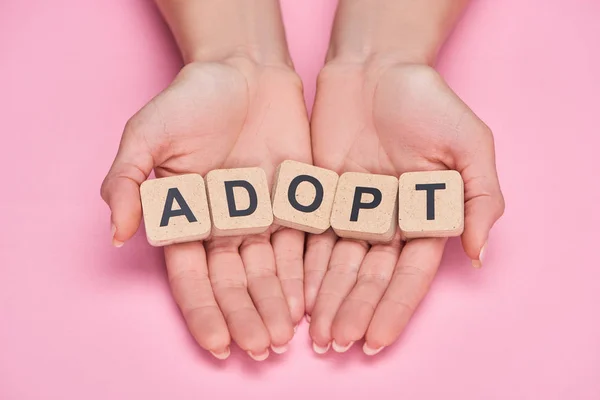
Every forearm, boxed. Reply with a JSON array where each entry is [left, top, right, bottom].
[[327, 0, 470, 65], [155, 0, 292, 66]]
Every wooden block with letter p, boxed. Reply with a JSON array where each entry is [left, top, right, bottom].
[[398, 170, 464, 239], [205, 167, 273, 237], [140, 173, 212, 246], [330, 172, 398, 242], [271, 160, 339, 234]]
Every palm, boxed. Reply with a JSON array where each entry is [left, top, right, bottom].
[[306, 62, 501, 354], [145, 60, 310, 184], [312, 63, 470, 175], [107, 58, 311, 359]]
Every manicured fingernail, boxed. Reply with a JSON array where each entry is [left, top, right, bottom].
[[312, 341, 331, 354], [332, 340, 354, 353], [271, 344, 288, 354], [111, 223, 124, 248], [210, 347, 230, 360], [305, 314, 311, 323], [247, 349, 269, 361], [363, 343, 384, 356], [472, 241, 487, 268]]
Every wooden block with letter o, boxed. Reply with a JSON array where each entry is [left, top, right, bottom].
[[205, 167, 273, 237], [271, 160, 339, 234], [140, 173, 212, 246], [330, 172, 398, 242], [398, 170, 464, 239]]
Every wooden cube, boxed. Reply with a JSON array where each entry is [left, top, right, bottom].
[[330, 172, 398, 242], [271, 160, 339, 234], [140, 174, 211, 246], [398, 170, 464, 239], [205, 167, 273, 237]]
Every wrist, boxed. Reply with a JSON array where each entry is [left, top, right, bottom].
[[326, 0, 470, 67], [186, 43, 293, 69], [156, 0, 293, 68], [325, 47, 435, 68]]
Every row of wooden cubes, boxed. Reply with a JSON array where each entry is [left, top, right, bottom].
[[140, 160, 464, 246]]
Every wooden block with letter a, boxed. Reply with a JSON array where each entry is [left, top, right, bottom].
[[398, 170, 464, 239], [140, 173, 211, 246]]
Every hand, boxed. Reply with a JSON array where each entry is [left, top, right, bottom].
[[101, 56, 311, 360], [305, 60, 505, 354]]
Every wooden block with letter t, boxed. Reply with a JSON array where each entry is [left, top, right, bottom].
[[330, 172, 398, 242], [205, 167, 273, 237], [398, 170, 464, 239], [140, 173, 212, 246], [271, 160, 339, 234]]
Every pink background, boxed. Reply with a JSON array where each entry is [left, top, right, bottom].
[[1, 0, 599, 399]]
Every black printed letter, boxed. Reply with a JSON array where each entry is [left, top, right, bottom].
[[350, 187, 382, 222], [288, 175, 324, 213], [415, 183, 446, 220], [224, 180, 258, 217], [160, 188, 197, 227]]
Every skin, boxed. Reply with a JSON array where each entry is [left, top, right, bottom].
[[102, 0, 505, 360], [305, 0, 505, 355], [101, 0, 310, 360]]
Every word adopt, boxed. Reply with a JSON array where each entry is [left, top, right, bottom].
[[139, 160, 464, 246]]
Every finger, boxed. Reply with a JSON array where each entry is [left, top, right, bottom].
[[206, 237, 271, 360], [309, 238, 368, 353], [364, 238, 446, 355], [100, 120, 154, 247], [240, 235, 294, 355], [304, 229, 337, 316], [452, 120, 505, 267], [164, 241, 231, 359], [272, 228, 305, 325], [331, 233, 403, 352]]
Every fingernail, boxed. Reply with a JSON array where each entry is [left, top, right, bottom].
[[111, 223, 124, 248], [270, 344, 289, 354], [293, 324, 298, 333], [247, 349, 269, 361], [332, 340, 354, 353], [312, 341, 331, 354], [210, 347, 230, 360], [472, 241, 487, 268], [363, 343, 384, 356], [305, 314, 311, 323]]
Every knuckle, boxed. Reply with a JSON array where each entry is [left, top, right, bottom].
[[357, 273, 391, 289], [382, 296, 416, 315], [495, 193, 506, 218], [327, 262, 361, 276], [394, 263, 433, 283], [99, 176, 111, 202]]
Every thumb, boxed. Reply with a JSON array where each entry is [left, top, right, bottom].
[[101, 121, 154, 247], [454, 124, 505, 268]]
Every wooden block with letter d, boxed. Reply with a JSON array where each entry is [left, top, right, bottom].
[[330, 172, 398, 242], [205, 167, 273, 237], [140, 173, 212, 246], [398, 170, 464, 239], [271, 160, 339, 234]]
